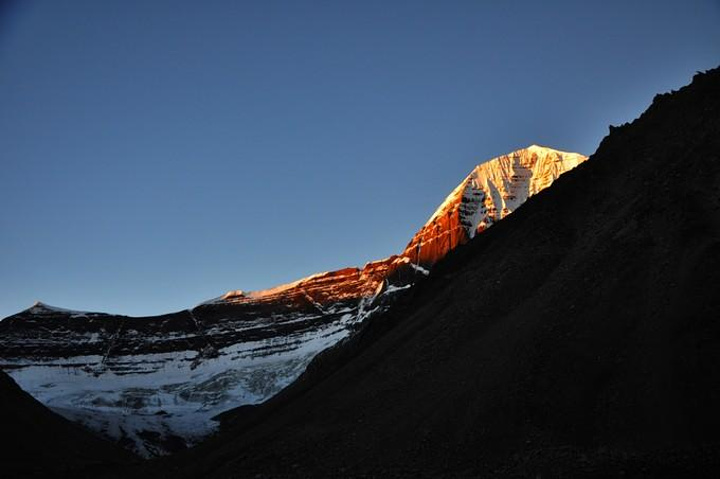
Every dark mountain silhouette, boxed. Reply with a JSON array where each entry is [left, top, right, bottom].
[[0, 370, 133, 478], [122, 67, 720, 478]]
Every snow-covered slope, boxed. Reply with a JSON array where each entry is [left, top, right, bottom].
[[0, 145, 585, 457], [0, 273, 394, 457]]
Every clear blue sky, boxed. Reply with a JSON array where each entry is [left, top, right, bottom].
[[1, 0, 719, 319]]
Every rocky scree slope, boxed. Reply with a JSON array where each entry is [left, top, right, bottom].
[[137, 68, 720, 478]]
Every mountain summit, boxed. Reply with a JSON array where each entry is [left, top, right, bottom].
[[401, 145, 586, 267]]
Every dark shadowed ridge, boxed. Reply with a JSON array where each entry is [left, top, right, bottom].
[[121, 67, 720, 478], [0, 370, 134, 478]]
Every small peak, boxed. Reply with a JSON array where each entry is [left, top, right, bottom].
[[23, 301, 92, 316], [510, 144, 553, 158], [525, 144, 552, 152], [221, 290, 246, 300], [521, 144, 587, 158], [21, 301, 53, 315], [29, 301, 53, 311], [27, 301, 54, 312]]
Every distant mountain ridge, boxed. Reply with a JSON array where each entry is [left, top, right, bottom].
[[0, 145, 586, 457]]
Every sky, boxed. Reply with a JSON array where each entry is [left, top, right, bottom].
[[1, 0, 719, 319]]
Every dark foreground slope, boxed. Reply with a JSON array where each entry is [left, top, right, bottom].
[[0, 371, 133, 478], [137, 68, 720, 478]]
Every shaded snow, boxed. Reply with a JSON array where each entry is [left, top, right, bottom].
[[4, 309, 361, 457]]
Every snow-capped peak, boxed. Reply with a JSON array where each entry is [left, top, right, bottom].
[[24, 301, 102, 316], [400, 145, 588, 267]]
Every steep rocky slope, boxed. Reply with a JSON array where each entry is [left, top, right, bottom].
[[135, 68, 720, 478], [0, 145, 585, 457], [0, 370, 132, 478]]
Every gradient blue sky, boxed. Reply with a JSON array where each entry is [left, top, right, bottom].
[[1, 0, 719, 318]]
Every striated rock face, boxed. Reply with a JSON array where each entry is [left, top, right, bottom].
[[0, 286, 395, 457], [0, 145, 585, 457], [0, 269, 405, 458]]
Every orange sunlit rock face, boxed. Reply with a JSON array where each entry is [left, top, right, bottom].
[[216, 261, 396, 308], [398, 145, 587, 270]]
